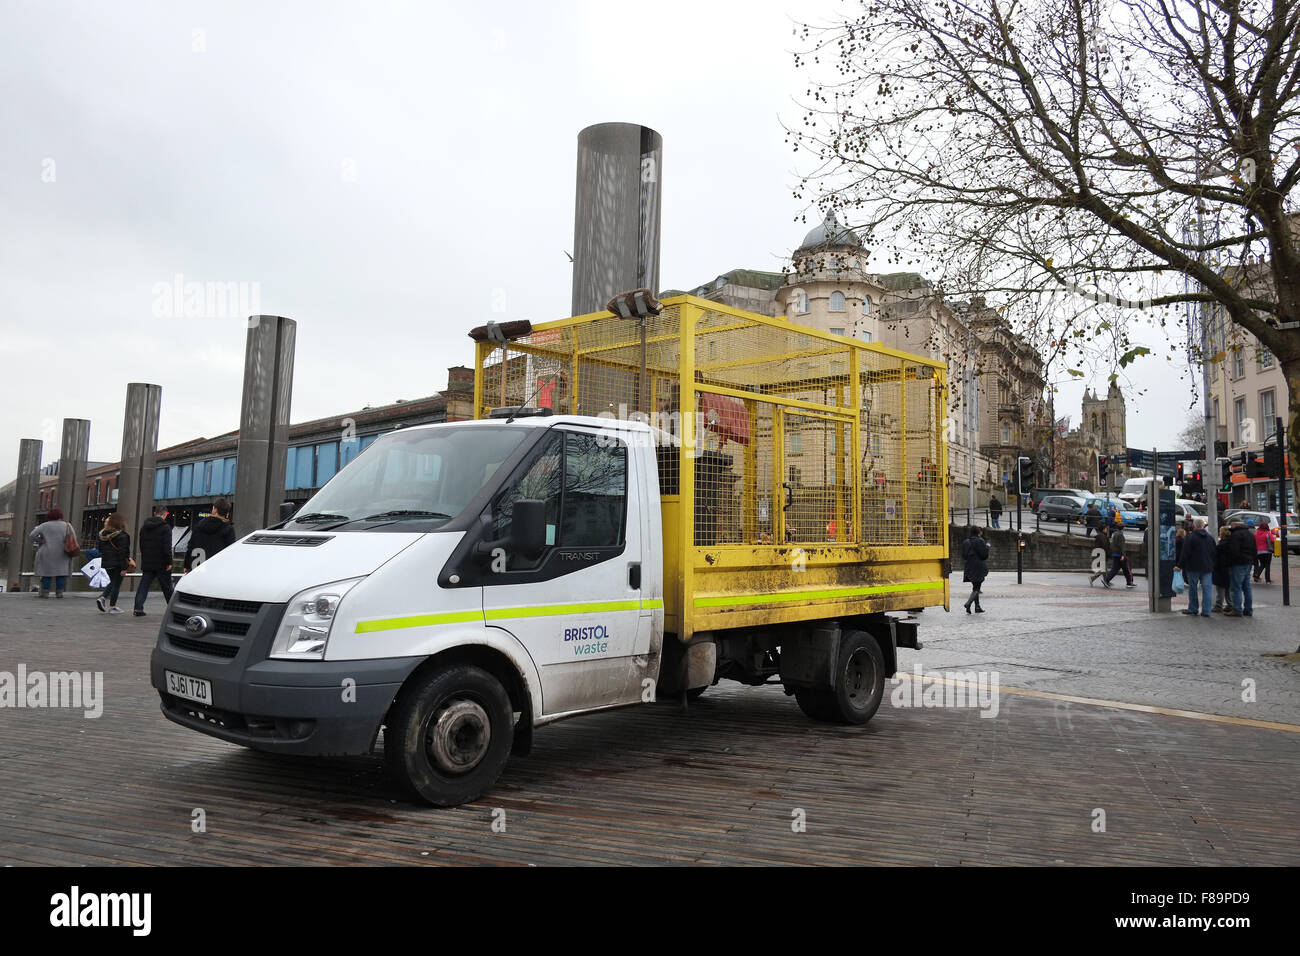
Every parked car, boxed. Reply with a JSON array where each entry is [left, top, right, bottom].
[[1085, 497, 1148, 530], [1037, 494, 1090, 523], [1029, 487, 1091, 511], [1222, 510, 1300, 554]]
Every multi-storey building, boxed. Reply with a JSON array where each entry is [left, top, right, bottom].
[[671, 208, 1055, 506], [1208, 259, 1294, 511]]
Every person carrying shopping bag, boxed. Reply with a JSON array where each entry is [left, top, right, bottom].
[[95, 512, 133, 614]]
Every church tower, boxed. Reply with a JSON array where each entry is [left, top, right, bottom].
[[1081, 382, 1128, 479]]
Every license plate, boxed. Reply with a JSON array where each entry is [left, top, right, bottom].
[[165, 670, 213, 706]]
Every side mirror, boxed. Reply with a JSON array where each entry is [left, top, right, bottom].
[[279, 502, 299, 521], [512, 499, 548, 560]]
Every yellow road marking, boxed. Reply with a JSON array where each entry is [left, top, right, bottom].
[[895, 673, 1300, 733]]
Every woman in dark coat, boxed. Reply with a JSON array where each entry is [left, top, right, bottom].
[[1212, 525, 1232, 612], [96, 512, 133, 614], [961, 526, 990, 613]]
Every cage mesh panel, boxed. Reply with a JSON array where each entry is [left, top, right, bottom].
[[477, 301, 944, 551]]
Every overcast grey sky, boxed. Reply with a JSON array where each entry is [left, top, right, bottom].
[[1, 0, 1196, 485]]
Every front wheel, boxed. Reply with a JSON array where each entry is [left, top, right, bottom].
[[384, 664, 514, 807]]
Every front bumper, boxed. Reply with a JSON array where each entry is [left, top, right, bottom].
[[149, 591, 421, 756]]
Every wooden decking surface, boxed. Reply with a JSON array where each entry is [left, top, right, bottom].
[[2, 594, 1297, 866]]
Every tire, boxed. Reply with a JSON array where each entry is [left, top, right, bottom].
[[384, 664, 513, 807], [829, 630, 886, 725], [795, 688, 837, 721]]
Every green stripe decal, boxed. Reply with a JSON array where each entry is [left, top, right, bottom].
[[355, 609, 483, 634], [356, 597, 664, 634], [694, 581, 943, 608]]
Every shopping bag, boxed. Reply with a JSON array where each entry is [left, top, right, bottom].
[[80, 557, 102, 580], [1172, 568, 1186, 594]]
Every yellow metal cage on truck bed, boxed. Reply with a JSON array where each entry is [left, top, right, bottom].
[[474, 295, 950, 640]]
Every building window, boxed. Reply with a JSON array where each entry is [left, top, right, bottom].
[[797, 292, 809, 315], [830, 291, 846, 312], [1233, 350, 1245, 378], [862, 297, 872, 315], [1257, 347, 1274, 369], [1261, 390, 1276, 438], [858, 329, 873, 343], [829, 327, 845, 337], [1000, 423, 1010, 444], [790, 432, 802, 454], [1235, 397, 1247, 444]]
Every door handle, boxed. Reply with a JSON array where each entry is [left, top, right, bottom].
[[629, 562, 641, 589]]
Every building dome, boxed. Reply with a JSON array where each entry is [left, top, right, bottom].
[[796, 208, 862, 252]]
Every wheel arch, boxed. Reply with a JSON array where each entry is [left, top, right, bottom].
[[384, 632, 542, 731]]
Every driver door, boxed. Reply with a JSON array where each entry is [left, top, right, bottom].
[[481, 427, 647, 716]]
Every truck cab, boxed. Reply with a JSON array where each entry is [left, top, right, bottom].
[[151, 414, 662, 806]]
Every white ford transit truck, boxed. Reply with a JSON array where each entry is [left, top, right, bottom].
[[150, 296, 950, 806]]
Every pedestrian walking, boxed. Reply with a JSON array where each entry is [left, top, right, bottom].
[[29, 507, 78, 598], [960, 526, 989, 613], [1224, 518, 1256, 617], [95, 513, 133, 614], [1085, 502, 1103, 532], [988, 496, 1002, 529], [1088, 522, 1110, 586], [1212, 526, 1232, 612], [1174, 517, 1215, 617], [184, 497, 237, 571], [1102, 522, 1135, 588], [132, 505, 175, 616], [1253, 517, 1276, 583]]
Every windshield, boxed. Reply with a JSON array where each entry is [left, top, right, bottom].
[[288, 425, 531, 528]]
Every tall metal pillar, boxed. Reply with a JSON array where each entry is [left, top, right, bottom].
[[118, 384, 162, 557], [234, 315, 296, 538], [571, 123, 663, 315], [6, 439, 43, 591], [57, 418, 91, 537]]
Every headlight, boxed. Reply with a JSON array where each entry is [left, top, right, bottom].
[[270, 578, 364, 660]]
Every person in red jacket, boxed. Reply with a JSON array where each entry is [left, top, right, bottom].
[[1253, 517, 1277, 584]]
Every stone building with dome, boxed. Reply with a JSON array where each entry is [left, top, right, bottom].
[[667, 208, 1056, 506]]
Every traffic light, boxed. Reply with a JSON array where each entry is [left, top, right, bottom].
[[1016, 456, 1034, 496], [1175, 462, 1185, 484], [1097, 455, 1109, 486], [1185, 469, 1203, 494], [1245, 453, 1261, 479], [1262, 443, 1284, 479], [1218, 458, 1233, 492]]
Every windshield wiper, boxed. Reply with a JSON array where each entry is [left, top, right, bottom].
[[362, 510, 453, 521], [293, 512, 351, 522]]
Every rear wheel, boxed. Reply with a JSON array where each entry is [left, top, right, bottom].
[[829, 630, 886, 725], [384, 664, 513, 807]]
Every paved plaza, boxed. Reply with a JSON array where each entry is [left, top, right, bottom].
[[1, 574, 1297, 866]]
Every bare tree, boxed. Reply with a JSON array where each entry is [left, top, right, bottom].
[[789, 0, 1300, 515], [1175, 407, 1208, 450]]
